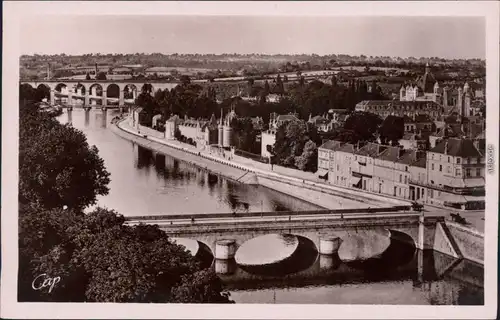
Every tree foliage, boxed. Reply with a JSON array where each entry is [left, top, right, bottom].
[[18, 88, 233, 304], [96, 72, 107, 80], [18, 205, 233, 303], [269, 121, 321, 172], [343, 111, 382, 143], [379, 115, 404, 146], [19, 103, 110, 210]]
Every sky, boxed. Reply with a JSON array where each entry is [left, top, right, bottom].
[[20, 15, 485, 59]]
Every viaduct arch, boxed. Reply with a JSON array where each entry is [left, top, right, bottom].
[[20, 80, 180, 107]]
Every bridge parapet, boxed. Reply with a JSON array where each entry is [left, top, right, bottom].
[[124, 206, 414, 223]]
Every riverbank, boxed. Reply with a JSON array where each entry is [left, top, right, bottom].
[[114, 119, 413, 209]]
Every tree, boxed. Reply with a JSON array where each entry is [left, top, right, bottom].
[[180, 75, 191, 86], [295, 140, 318, 172], [343, 111, 383, 143], [379, 115, 404, 146], [19, 107, 110, 210], [275, 74, 284, 95], [174, 128, 182, 140], [18, 205, 233, 303], [264, 80, 270, 95], [96, 72, 107, 80]]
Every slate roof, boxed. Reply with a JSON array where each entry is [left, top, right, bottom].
[[430, 138, 482, 157], [337, 143, 356, 153], [276, 114, 300, 122], [319, 140, 343, 151], [377, 146, 404, 162], [355, 142, 386, 157]]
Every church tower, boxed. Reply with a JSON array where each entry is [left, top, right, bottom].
[[433, 81, 440, 103], [442, 87, 448, 108], [464, 82, 471, 117], [457, 87, 463, 116], [400, 85, 405, 101]]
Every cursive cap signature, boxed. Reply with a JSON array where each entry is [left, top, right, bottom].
[[31, 274, 61, 293]]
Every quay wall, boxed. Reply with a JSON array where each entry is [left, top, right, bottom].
[[111, 123, 249, 183], [445, 222, 484, 264], [114, 119, 407, 208]]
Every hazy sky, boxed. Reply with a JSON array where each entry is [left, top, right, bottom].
[[20, 16, 485, 59]]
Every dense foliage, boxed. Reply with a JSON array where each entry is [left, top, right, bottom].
[[268, 121, 321, 172], [19, 205, 231, 303], [19, 103, 110, 211]]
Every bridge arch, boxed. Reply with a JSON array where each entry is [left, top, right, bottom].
[[106, 83, 120, 105], [388, 229, 416, 248], [54, 83, 68, 93], [88, 83, 104, 105], [124, 84, 139, 100]]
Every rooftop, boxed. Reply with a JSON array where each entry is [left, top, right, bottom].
[[430, 138, 482, 157], [319, 140, 343, 151]]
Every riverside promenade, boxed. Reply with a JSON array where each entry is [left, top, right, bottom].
[[113, 117, 410, 209]]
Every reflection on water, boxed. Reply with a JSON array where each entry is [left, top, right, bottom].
[[218, 242, 483, 305], [58, 109, 321, 216]]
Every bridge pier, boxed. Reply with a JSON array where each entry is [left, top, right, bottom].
[[417, 212, 425, 250], [50, 90, 55, 105], [319, 254, 335, 270], [215, 239, 236, 260], [215, 258, 237, 275], [319, 237, 341, 255]]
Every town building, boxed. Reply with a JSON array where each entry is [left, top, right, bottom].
[[165, 113, 220, 148], [317, 137, 484, 210], [355, 100, 443, 120], [410, 138, 485, 210], [317, 140, 343, 180], [308, 114, 333, 132]]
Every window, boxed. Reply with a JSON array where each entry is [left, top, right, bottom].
[[466, 169, 471, 177], [457, 158, 461, 164], [399, 174, 402, 183], [476, 168, 481, 177], [439, 165, 442, 172], [447, 166, 451, 173], [405, 166, 408, 172], [456, 168, 461, 176], [404, 176, 407, 184], [447, 156, 450, 163], [431, 163, 435, 170], [422, 189, 425, 197], [478, 157, 482, 164]]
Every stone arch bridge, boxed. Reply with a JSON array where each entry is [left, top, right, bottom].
[[20, 79, 179, 108], [125, 209, 461, 262]]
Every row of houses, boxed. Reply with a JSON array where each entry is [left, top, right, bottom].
[[317, 137, 485, 210]]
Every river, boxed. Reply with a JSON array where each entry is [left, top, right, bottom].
[[58, 109, 484, 305]]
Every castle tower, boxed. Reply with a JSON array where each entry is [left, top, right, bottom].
[[218, 109, 224, 147], [223, 113, 233, 148]]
